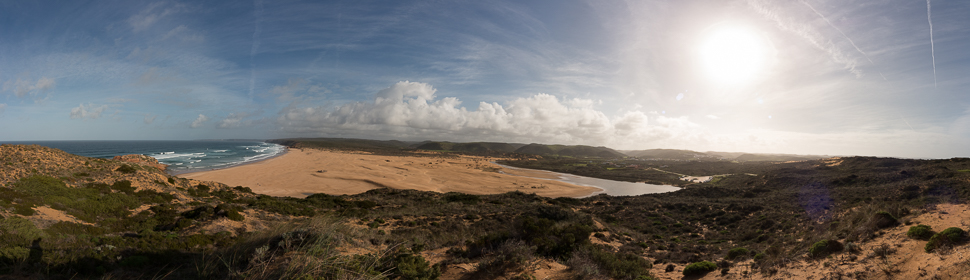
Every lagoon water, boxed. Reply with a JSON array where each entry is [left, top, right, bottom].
[[1, 140, 285, 175], [493, 162, 680, 197]]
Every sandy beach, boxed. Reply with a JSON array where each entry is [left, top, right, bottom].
[[180, 148, 599, 198]]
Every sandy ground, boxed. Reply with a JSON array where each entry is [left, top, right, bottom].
[[649, 203, 970, 280], [180, 149, 599, 198]]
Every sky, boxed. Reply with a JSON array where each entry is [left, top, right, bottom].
[[1, 0, 969, 158]]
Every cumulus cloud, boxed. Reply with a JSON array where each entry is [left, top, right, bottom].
[[70, 103, 108, 119], [277, 81, 710, 148], [2, 77, 55, 98], [190, 114, 208, 128], [0, 103, 6, 114]]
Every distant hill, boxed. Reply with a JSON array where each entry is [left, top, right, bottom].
[[513, 143, 626, 158], [413, 141, 520, 154], [269, 138, 413, 152], [622, 149, 714, 160], [733, 153, 829, 162]]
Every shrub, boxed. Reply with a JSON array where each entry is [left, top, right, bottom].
[[925, 227, 967, 252], [753, 252, 766, 262], [906, 225, 933, 240], [116, 164, 137, 174], [873, 211, 898, 228], [682, 261, 717, 276], [588, 246, 652, 279], [727, 247, 750, 260], [389, 252, 441, 280], [809, 239, 843, 258], [217, 204, 245, 221], [443, 193, 481, 205], [233, 185, 253, 193]]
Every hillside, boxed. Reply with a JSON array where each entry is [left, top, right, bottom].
[[622, 149, 715, 160], [514, 143, 626, 158], [269, 137, 414, 154], [733, 153, 829, 162], [413, 141, 520, 154]]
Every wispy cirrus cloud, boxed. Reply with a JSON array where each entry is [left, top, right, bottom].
[[745, 0, 864, 77], [128, 2, 186, 32]]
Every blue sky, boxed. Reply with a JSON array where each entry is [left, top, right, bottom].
[[1, 0, 968, 158]]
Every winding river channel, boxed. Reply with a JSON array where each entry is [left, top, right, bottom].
[[492, 162, 680, 197]]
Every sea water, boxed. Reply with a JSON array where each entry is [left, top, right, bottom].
[[0, 140, 286, 175]]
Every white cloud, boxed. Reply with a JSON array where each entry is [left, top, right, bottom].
[[162, 25, 205, 42], [190, 114, 208, 128], [2, 77, 55, 98], [0, 103, 6, 114], [217, 111, 262, 128], [267, 78, 330, 102], [277, 81, 710, 148], [706, 115, 719, 119], [144, 114, 156, 124], [128, 2, 184, 32], [69, 103, 108, 119], [745, 0, 863, 77]]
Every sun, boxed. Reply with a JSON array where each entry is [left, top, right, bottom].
[[698, 25, 768, 86]]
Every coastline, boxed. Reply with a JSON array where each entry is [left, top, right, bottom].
[[179, 148, 600, 198], [167, 144, 289, 176]]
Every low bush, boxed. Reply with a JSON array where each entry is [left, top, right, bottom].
[[683, 261, 717, 276], [906, 225, 933, 240], [587, 246, 652, 280], [925, 227, 966, 252], [443, 192, 481, 205], [116, 164, 137, 174], [873, 211, 898, 228], [726, 247, 749, 260], [809, 239, 843, 258], [386, 250, 441, 280]]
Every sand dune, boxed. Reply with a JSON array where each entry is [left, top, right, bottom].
[[181, 149, 599, 198]]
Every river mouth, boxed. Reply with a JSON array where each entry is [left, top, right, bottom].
[[492, 162, 680, 197]]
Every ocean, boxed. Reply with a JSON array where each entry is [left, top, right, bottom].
[[0, 140, 286, 175]]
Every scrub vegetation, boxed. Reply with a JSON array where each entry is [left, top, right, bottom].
[[2, 142, 970, 279]]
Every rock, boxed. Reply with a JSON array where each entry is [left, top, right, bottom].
[[113, 154, 168, 171]]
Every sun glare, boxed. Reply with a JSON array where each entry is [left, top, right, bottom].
[[698, 25, 768, 86]]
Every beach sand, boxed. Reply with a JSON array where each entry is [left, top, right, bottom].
[[180, 149, 599, 198]]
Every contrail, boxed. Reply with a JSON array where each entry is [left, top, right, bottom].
[[900, 115, 915, 131], [802, 1, 874, 65], [927, 0, 937, 88], [249, 0, 264, 98]]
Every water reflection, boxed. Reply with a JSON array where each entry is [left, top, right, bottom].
[[493, 162, 680, 197]]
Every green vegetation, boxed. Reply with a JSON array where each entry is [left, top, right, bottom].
[[873, 211, 898, 228], [907, 225, 934, 240], [4, 143, 970, 278], [726, 247, 750, 259], [682, 261, 717, 276], [809, 240, 843, 258], [115, 164, 138, 174], [925, 227, 967, 252]]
